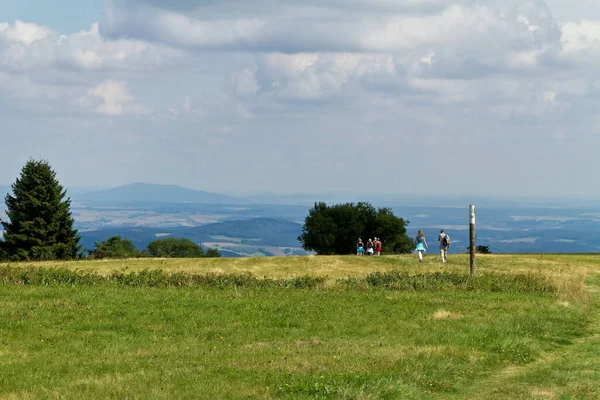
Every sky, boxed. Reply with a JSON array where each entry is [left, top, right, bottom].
[[2, 0, 600, 198]]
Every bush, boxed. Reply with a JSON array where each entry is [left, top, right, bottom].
[[88, 236, 140, 259], [205, 248, 222, 258], [145, 238, 204, 258]]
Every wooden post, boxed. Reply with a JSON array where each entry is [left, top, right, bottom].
[[469, 205, 476, 276]]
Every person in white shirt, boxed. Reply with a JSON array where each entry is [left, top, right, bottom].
[[437, 229, 450, 264], [366, 238, 374, 255]]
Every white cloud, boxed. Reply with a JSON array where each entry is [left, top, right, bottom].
[[543, 90, 557, 104], [180, 96, 206, 117], [0, 19, 184, 119], [517, 15, 540, 33], [81, 80, 148, 116], [0, 20, 52, 45], [102, 1, 561, 57], [98, 0, 574, 91], [0, 20, 178, 73], [407, 78, 476, 103], [420, 52, 436, 66], [358, 6, 493, 51], [506, 49, 543, 68], [1, 2, 592, 114], [232, 69, 259, 97], [102, 1, 268, 50], [258, 52, 396, 99], [561, 20, 600, 54], [155, 12, 266, 48], [235, 104, 254, 118], [3, 0, 600, 198]]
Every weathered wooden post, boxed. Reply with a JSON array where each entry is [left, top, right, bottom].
[[469, 205, 476, 276]]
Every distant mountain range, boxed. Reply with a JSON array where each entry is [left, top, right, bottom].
[[5, 181, 587, 209], [75, 183, 244, 204]]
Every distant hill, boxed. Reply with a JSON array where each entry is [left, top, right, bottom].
[[78, 217, 304, 256], [192, 218, 303, 247], [77, 183, 243, 204], [78, 228, 176, 252]]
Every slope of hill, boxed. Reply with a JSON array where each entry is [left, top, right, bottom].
[[193, 218, 302, 246], [77, 183, 243, 204], [78, 217, 305, 257], [77, 227, 208, 253]]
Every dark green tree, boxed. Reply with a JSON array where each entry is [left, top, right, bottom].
[[145, 237, 204, 258], [373, 208, 415, 254], [0, 159, 80, 261], [298, 202, 413, 255], [89, 236, 139, 259], [204, 248, 222, 258]]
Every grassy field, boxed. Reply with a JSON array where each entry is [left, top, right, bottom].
[[1, 254, 599, 399]]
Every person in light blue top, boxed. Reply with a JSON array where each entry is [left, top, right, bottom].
[[357, 238, 365, 256], [415, 230, 428, 262]]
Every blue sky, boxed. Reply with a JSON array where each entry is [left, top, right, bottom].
[[2, 0, 600, 198], [0, 0, 103, 32]]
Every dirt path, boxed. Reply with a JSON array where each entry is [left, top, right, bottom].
[[447, 270, 600, 399]]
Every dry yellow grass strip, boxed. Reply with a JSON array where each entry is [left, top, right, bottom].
[[1, 253, 595, 300]]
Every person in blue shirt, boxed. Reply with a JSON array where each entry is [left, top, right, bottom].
[[415, 230, 429, 262], [357, 238, 365, 256]]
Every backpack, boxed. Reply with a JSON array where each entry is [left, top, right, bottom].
[[367, 241, 373, 249], [441, 235, 450, 247]]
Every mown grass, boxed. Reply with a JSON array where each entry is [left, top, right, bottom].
[[0, 254, 598, 399]]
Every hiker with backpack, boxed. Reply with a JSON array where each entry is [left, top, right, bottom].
[[438, 229, 450, 264]]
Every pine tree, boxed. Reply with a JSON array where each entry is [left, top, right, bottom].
[[0, 159, 81, 261]]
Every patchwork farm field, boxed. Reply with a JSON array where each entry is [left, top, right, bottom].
[[1, 254, 599, 399]]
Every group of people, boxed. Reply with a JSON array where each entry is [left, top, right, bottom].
[[355, 229, 450, 263], [415, 229, 450, 263], [356, 238, 383, 256]]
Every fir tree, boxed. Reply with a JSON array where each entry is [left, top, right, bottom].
[[0, 159, 81, 261]]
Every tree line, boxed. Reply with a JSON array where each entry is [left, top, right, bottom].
[[87, 236, 221, 259], [0, 160, 220, 261], [1, 159, 415, 261]]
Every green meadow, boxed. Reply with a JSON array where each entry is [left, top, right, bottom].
[[1, 254, 599, 399]]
